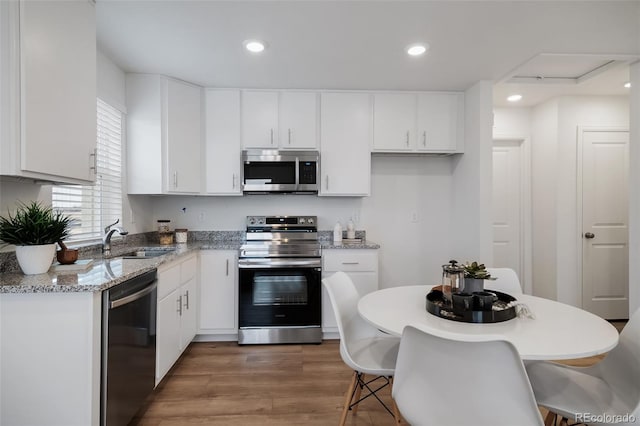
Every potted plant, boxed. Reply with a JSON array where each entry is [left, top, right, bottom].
[[0, 201, 72, 274], [462, 261, 495, 293]]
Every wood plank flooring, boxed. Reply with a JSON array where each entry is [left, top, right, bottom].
[[132, 321, 626, 425]]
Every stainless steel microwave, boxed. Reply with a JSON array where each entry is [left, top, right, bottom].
[[242, 150, 319, 194]]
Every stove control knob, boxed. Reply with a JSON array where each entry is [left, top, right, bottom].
[[307, 217, 314, 225], [257, 217, 265, 225], [248, 217, 256, 225], [299, 218, 306, 224]]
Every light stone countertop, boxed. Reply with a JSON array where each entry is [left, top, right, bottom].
[[0, 237, 378, 294]]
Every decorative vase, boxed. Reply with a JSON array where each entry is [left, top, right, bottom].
[[463, 277, 484, 294], [15, 244, 56, 275]]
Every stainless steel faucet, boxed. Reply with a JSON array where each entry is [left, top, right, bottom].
[[102, 219, 129, 256]]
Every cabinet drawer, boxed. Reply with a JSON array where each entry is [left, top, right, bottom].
[[158, 263, 181, 300], [323, 250, 378, 272], [180, 255, 197, 283]]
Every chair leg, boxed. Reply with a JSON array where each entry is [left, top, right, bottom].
[[340, 371, 359, 426], [390, 378, 402, 425], [544, 411, 557, 426], [352, 373, 364, 415]]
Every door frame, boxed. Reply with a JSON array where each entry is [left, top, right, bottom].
[[492, 134, 532, 294], [576, 126, 629, 310]]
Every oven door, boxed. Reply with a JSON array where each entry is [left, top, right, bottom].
[[238, 260, 321, 328]]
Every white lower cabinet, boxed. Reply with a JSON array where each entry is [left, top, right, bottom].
[[322, 249, 379, 334], [198, 250, 238, 337], [156, 253, 198, 385]]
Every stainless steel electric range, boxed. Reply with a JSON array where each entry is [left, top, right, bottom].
[[238, 215, 322, 345]]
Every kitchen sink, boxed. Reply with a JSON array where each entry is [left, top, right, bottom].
[[120, 248, 176, 259]]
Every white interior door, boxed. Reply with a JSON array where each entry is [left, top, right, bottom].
[[492, 141, 522, 280], [581, 129, 629, 319]]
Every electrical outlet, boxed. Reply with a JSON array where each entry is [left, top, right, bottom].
[[410, 211, 418, 223], [198, 212, 205, 222], [129, 208, 135, 224]]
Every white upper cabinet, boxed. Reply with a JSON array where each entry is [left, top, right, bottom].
[[0, 0, 97, 184], [319, 92, 372, 196], [126, 74, 202, 194], [279, 92, 318, 149], [372, 92, 464, 153], [242, 90, 318, 150], [204, 89, 242, 195], [373, 93, 416, 151], [417, 92, 464, 152]]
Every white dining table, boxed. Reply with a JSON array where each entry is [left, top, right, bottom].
[[357, 285, 620, 360]]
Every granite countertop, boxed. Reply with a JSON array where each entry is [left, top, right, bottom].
[[319, 239, 380, 249], [0, 243, 203, 294], [0, 233, 378, 294]]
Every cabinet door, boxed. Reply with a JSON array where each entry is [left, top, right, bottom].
[[204, 89, 242, 194], [373, 93, 416, 151], [156, 290, 181, 384], [279, 92, 317, 149], [165, 78, 202, 193], [180, 278, 197, 349], [199, 251, 237, 332], [20, 0, 96, 183], [242, 91, 278, 148], [417, 93, 463, 152], [319, 93, 372, 196]]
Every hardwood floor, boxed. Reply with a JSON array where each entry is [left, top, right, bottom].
[[132, 321, 626, 425], [132, 340, 403, 425]]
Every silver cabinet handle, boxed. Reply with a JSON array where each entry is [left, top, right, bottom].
[[406, 131, 410, 146], [288, 128, 292, 144], [89, 148, 97, 174], [226, 259, 229, 276], [173, 171, 178, 188], [325, 175, 329, 190], [270, 128, 274, 145], [232, 173, 236, 189], [177, 295, 183, 315], [342, 261, 360, 265], [422, 131, 427, 147], [183, 290, 190, 309]]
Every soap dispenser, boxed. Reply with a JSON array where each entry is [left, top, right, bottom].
[[333, 222, 343, 243]]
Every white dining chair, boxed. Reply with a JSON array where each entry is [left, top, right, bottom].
[[526, 308, 640, 426], [485, 267, 523, 295], [392, 325, 544, 426], [322, 271, 402, 425]]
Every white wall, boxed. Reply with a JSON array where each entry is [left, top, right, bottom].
[[629, 61, 640, 315], [451, 80, 494, 263], [493, 108, 531, 138]]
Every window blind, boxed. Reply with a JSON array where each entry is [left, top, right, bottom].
[[52, 99, 123, 242]]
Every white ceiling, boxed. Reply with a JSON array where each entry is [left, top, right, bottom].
[[96, 1, 639, 107]]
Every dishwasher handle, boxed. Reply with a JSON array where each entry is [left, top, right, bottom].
[[110, 281, 157, 309]]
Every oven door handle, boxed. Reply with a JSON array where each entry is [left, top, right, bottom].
[[238, 258, 322, 269]]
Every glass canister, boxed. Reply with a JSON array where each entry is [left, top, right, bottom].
[[175, 228, 188, 244], [442, 260, 464, 303], [157, 219, 171, 233]]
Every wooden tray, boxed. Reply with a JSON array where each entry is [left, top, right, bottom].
[[425, 289, 517, 323]]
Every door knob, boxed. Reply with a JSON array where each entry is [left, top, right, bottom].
[[584, 232, 595, 239]]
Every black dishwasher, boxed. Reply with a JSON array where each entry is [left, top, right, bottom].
[[101, 269, 157, 426]]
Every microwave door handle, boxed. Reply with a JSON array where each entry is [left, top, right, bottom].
[[295, 156, 300, 190]]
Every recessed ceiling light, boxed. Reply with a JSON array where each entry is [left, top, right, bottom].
[[624, 82, 631, 88], [243, 39, 266, 53], [507, 94, 523, 102], [406, 43, 429, 56]]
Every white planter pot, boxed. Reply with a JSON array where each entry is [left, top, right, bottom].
[[15, 244, 56, 275]]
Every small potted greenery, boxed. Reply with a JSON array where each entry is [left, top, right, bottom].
[[0, 201, 72, 274], [462, 261, 495, 293]]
